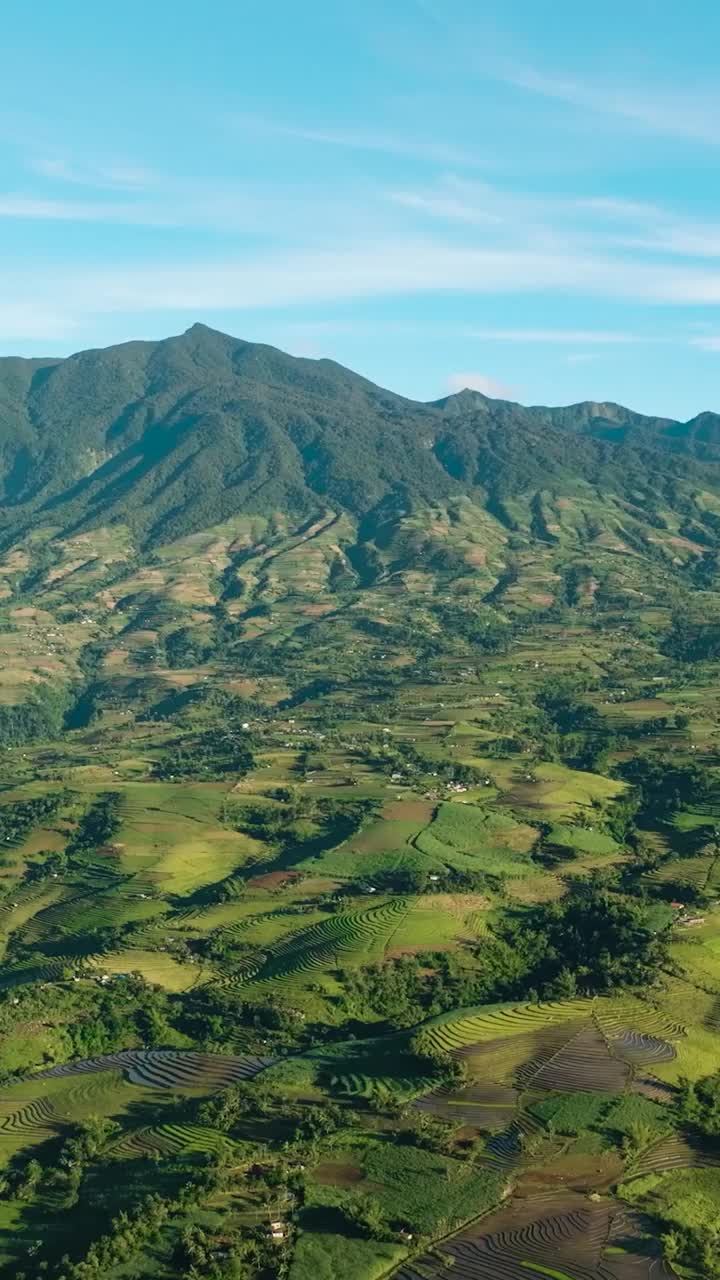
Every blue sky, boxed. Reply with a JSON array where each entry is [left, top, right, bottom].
[[4, 0, 720, 417]]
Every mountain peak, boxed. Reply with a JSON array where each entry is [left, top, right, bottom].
[[431, 388, 494, 412], [0, 324, 717, 551], [182, 322, 232, 339]]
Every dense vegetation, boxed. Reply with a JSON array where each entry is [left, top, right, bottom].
[[1, 330, 720, 1276], [0, 324, 719, 549]]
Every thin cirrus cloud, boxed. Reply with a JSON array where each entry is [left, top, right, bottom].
[[66, 242, 720, 309], [0, 194, 178, 226], [501, 65, 720, 145], [0, 185, 351, 235], [8, 239, 720, 332], [29, 155, 160, 191], [614, 226, 720, 258], [390, 189, 505, 225], [231, 113, 483, 166], [689, 336, 720, 352], [11, 235, 720, 343], [464, 329, 659, 345], [0, 243, 622, 318], [15, 138, 720, 281], [389, 177, 720, 262], [0, 303, 77, 340]]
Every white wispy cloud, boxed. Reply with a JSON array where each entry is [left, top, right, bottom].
[[465, 328, 657, 344], [0, 242, 598, 314], [0, 194, 177, 226], [29, 155, 160, 191], [389, 189, 504, 224], [231, 113, 482, 166], [387, 178, 542, 230], [0, 184, 367, 235], [12, 237, 720, 327], [17, 131, 720, 276], [574, 197, 667, 220], [616, 226, 720, 258], [0, 303, 77, 340], [502, 64, 720, 145], [8, 165, 720, 341], [689, 336, 720, 352], [386, 177, 667, 250], [389, 176, 720, 269]]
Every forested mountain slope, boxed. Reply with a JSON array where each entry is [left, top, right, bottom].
[[1, 329, 720, 1279], [0, 323, 718, 550]]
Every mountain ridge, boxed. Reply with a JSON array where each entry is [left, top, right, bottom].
[[0, 324, 718, 552], [7, 322, 712, 426], [3, 322, 710, 425]]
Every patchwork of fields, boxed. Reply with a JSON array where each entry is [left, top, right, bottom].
[[0, 494, 719, 1279]]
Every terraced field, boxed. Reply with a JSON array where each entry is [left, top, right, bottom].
[[458, 1020, 590, 1084], [609, 1030, 676, 1066], [392, 1194, 673, 1280], [422, 998, 683, 1081], [593, 999, 686, 1046], [393, 1194, 607, 1280], [527, 1025, 630, 1093], [112, 1122, 234, 1158], [86, 947, 208, 990], [418, 1000, 597, 1056], [414, 1082, 519, 1130], [414, 803, 536, 877], [232, 898, 410, 990], [30, 1049, 274, 1089], [0, 1094, 58, 1149], [0, 1071, 148, 1156], [626, 1132, 720, 1178], [2, 338, 720, 1278]]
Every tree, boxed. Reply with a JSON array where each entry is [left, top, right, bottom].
[[343, 1194, 393, 1241], [679, 1070, 720, 1135], [499, 882, 669, 994], [16, 1159, 43, 1199], [294, 1102, 345, 1142]]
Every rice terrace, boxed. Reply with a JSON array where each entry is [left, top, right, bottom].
[[2, 326, 720, 1278]]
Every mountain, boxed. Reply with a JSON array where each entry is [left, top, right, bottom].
[[0, 323, 718, 551], [2, 327, 720, 1280]]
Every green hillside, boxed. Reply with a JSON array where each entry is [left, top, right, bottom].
[[0, 324, 718, 554], [0, 330, 720, 1278]]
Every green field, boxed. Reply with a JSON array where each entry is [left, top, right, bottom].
[[1, 330, 720, 1278]]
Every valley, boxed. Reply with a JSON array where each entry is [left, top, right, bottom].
[[0, 330, 718, 1277]]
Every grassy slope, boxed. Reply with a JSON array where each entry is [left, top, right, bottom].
[[0, 339, 720, 1274]]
